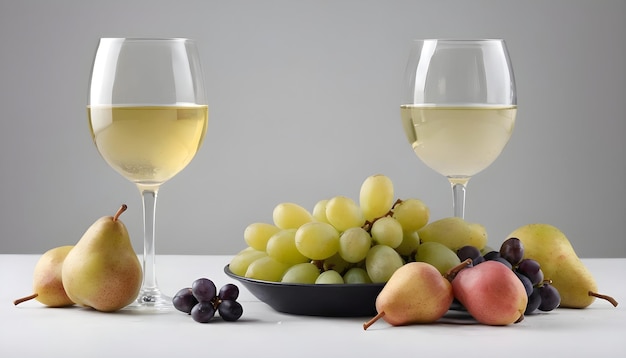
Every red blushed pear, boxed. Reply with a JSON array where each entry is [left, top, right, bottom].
[[363, 261, 465, 330], [450, 260, 528, 326]]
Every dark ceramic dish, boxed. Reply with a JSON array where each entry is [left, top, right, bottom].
[[224, 265, 385, 317]]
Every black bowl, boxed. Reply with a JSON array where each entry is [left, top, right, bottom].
[[224, 265, 385, 317]]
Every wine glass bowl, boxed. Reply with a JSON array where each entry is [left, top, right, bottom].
[[401, 39, 516, 218], [88, 105, 207, 188], [88, 38, 208, 308]]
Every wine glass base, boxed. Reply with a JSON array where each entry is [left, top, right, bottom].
[[125, 288, 173, 311]]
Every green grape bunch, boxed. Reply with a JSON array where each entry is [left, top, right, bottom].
[[229, 174, 486, 285]]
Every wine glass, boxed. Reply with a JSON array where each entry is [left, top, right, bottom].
[[87, 38, 208, 308], [401, 39, 516, 219]]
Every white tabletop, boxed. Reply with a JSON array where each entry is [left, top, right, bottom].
[[1, 255, 625, 357]]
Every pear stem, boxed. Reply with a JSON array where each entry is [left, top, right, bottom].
[[113, 204, 128, 222], [444, 258, 473, 281], [589, 291, 619, 307], [363, 311, 386, 330], [13, 293, 38, 306]]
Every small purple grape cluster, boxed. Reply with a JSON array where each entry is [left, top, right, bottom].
[[173, 278, 243, 323], [456, 237, 561, 315]]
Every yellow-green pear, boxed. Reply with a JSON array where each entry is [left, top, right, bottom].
[[467, 222, 488, 251], [508, 223, 617, 309], [417, 217, 472, 251], [14, 245, 75, 307], [62, 204, 142, 312]]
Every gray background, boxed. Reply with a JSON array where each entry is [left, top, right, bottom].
[[1, 0, 624, 258]]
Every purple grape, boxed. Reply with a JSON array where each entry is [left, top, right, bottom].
[[483, 250, 501, 261], [192, 278, 217, 302], [218, 300, 243, 322], [538, 284, 561, 312], [525, 287, 542, 315], [172, 288, 198, 314], [517, 259, 544, 286], [191, 301, 216, 323], [176, 279, 244, 324], [514, 271, 534, 296], [500, 237, 525, 266], [219, 283, 240, 301], [472, 256, 485, 265], [456, 245, 482, 262], [492, 256, 513, 270]]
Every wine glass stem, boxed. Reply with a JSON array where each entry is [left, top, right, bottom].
[[451, 182, 466, 219], [139, 187, 162, 303]]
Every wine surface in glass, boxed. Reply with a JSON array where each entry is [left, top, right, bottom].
[[400, 105, 516, 180], [88, 105, 208, 187]]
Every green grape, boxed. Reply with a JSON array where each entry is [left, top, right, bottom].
[[315, 270, 344, 284], [281, 262, 321, 284], [243, 223, 282, 251], [338, 227, 372, 263], [343, 267, 372, 284], [414, 241, 461, 275], [417, 216, 472, 251], [325, 195, 365, 232], [265, 229, 309, 265], [322, 253, 350, 274], [234, 246, 257, 256], [295, 222, 340, 260], [392, 198, 430, 232], [365, 244, 404, 283], [228, 247, 267, 276], [272, 202, 314, 229], [312, 199, 330, 224], [359, 174, 395, 222], [244, 256, 289, 282], [370, 216, 403, 248], [395, 230, 421, 256]]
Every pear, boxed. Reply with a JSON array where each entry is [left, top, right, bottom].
[[451, 260, 527, 325], [363, 262, 454, 329], [62, 204, 142, 312], [508, 223, 618, 308], [14, 245, 75, 307], [467, 222, 488, 251], [417, 217, 472, 251]]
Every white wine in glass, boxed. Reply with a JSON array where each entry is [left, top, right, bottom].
[[88, 38, 208, 309], [401, 39, 516, 218]]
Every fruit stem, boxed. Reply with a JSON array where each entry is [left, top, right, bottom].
[[444, 258, 473, 281], [363, 311, 385, 330], [589, 291, 619, 307], [13, 293, 38, 306], [113, 204, 128, 222], [391, 198, 403, 209], [362, 199, 403, 232], [541, 279, 553, 286], [312, 260, 324, 271]]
